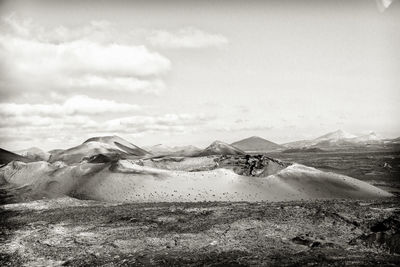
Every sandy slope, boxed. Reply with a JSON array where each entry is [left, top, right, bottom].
[[0, 159, 391, 203], [15, 147, 51, 161], [137, 156, 219, 171]]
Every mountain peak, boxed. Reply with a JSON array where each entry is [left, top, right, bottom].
[[84, 135, 123, 144], [209, 140, 226, 146], [16, 147, 50, 161], [247, 136, 265, 141], [315, 129, 357, 141], [231, 136, 281, 152], [351, 131, 381, 142], [194, 140, 244, 156], [82, 135, 150, 156], [332, 129, 351, 136]]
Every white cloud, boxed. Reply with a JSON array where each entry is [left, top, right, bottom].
[[44, 20, 114, 43], [3, 15, 123, 45], [0, 114, 96, 128], [147, 27, 229, 49], [0, 16, 228, 98], [0, 15, 227, 150], [63, 95, 141, 115], [63, 75, 165, 94], [376, 0, 394, 12], [0, 111, 215, 150], [104, 113, 212, 133], [0, 95, 140, 118], [0, 15, 171, 95], [0, 93, 213, 137]]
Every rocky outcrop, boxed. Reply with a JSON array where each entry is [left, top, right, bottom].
[[350, 214, 400, 254], [217, 154, 290, 177]]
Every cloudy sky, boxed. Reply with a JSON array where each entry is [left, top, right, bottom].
[[0, 0, 399, 150]]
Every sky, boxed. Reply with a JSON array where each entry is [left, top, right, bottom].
[[0, 0, 399, 150]]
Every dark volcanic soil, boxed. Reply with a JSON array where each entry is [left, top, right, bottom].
[[268, 150, 400, 192], [1, 198, 399, 266]]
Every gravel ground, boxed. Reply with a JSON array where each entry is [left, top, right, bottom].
[[1, 197, 399, 266]]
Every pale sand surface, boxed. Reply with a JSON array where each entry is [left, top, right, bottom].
[[0, 159, 391, 203]]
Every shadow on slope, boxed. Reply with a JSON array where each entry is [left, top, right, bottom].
[[0, 148, 31, 166]]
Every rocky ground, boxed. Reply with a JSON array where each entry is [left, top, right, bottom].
[[1, 197, 399, 266]]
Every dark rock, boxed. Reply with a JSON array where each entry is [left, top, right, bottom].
[[351, 214, 400, 254], [85, 153, 121, 163], [217, 154, 290, 177], [370, 216, 400, 233], [292, 236, 313, 246]]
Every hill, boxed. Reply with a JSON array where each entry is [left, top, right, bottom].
[[0, 159, 392, 202], [348, 132, 381, 143], [0, 148, 31, 165], [144, 144, 201, 156], [231, 136, 282, 152], [83, 136, 150, 156], [16, 147, 51, 161], [194, 141, 245, 156], [50, 135, 150, 164], [314, 129, 357, 142]]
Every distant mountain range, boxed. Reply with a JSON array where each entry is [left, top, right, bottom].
[[283, 129, 399, 150], [147, 140, 246, 157], [1, 130, 399, 165], [194, 140, 245, 156], [144, 144, 201, 156]]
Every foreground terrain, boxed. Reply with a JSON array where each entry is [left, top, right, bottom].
[[1, 197, 399, 266], [0, 136, 399, 266]]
